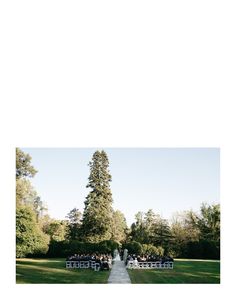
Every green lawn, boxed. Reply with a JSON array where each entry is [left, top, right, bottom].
[[16, 258, 110, 284], [16, 258, 220, 284], [127, 259, 220, 284]]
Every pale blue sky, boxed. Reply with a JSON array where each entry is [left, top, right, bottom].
[[21, 148, 220, 225]]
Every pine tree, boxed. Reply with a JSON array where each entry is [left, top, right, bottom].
[[81, 150, 113, 242]]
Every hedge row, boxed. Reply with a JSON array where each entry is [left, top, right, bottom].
[[45, 240, 119, 258], [184, 240, 220, 259], [122, 240, 220, 259]]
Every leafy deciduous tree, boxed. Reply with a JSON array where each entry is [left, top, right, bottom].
[[16, 148, 49, 257], [16, 206, 49, 257], [16, 148, 37, 179], [66, 208, 82, 240], [111, 210, 128, 243]]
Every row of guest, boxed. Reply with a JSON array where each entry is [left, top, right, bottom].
[[126, 254, 174, 264], [66, 253, 112, 270]]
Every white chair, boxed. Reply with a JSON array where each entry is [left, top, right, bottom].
[[66, 261, 72, 268], [94, 263, 100, 271]]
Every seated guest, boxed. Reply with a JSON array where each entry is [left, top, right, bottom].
[[137, 255, 141, 262], [66, 255, 73, 261], [140, 255, 146, 262], [100, 255, 110, 270], [133, 258, 138, 267], [95, 255, 102, 266]]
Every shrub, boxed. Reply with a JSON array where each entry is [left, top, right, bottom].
[[123, 241, 143, 254], [98, 240, 119, 254]]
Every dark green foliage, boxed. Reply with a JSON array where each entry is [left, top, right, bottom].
[[81, 150, 114, 242], [16, 206, 49, 257], [98, 240, 119, 255], [47, 240, 69, 257], [123, 241, 143, 254], [47, 240, 119, 257], [170, 204, 220, 259], [130, 210, 172, 254], [129, 204, 220, 259], [197, 203, 220, 242], [185, 240, 220, 259], [152, 218, 172, 254]]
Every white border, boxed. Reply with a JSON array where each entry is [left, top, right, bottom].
[[1, 0, 236, 294]]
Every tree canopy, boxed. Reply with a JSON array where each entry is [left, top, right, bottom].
[[16, 148, 37, 179]]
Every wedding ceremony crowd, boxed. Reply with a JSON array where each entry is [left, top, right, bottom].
[[66, 253, 113, 270], [124, 254, 174, 265]]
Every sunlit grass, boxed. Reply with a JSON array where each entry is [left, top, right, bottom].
[[127, 259, 220, 284], [16, 258, 110, 284], [16, 258, 220, 284]]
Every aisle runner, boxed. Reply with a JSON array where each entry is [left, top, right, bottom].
[[108, 254, 131, 284]]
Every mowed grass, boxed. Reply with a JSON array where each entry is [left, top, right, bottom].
[[16, 258, 110, 284], [127, 259, 220, 284]]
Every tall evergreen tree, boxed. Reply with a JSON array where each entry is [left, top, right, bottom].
[[81, 150, 113, 242]]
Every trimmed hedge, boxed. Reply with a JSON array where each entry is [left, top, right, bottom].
[[46, 239, 119, 258], [185, 240, 220, 259], [123, 241, 143, 255]]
